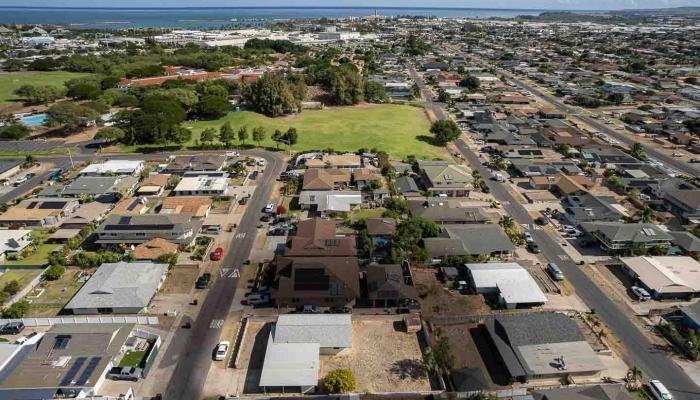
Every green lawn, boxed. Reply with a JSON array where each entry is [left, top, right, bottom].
[[0, 71, 94, 103], [0, 268, 42, 290], [119, 350, 147, 368], [121, 104, 446, 160], [350, 207, 387, 221], [3, 244, 58, 267], [27, 267, 85, 317]]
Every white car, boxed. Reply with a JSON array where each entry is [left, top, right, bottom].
[[631, 286, 651, 301], [214, 341, 230, 361], [225, 151, 240, 157], [648, 380, 673, 400], [264, 203, 275, 213], [257, 159, 266, 166]]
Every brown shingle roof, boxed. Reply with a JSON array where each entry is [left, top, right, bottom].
[[285, 218, 356, 257], [302, 168, 351, 190], [161, 196, 212, 218], [132, 237, 179, 260]]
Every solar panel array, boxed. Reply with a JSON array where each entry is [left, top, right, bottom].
[[294, 268, 329, 291], [75, 357, 101, 386], [59, 357, 86, 386]]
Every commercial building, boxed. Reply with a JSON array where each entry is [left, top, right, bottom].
[[466, 262, 547, 309]]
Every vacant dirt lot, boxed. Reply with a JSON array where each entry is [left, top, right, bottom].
[[162, 264, 199, 294], [321, 318, 431, 393], [413, 267, 490, 319]]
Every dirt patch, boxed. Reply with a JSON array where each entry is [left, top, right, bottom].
[[321, 318, 431, 393], [413, 267, 490, 319], [162, 264, 199, 294]]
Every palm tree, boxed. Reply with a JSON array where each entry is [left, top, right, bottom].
[[638, 203, 653, 223], [630, 143, 645, 160], [626, 365, 643, 390]]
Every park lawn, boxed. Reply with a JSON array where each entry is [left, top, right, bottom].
[[122, 104, 446, 160], [0, 71, 95, 103], [0, 268, 43, 290], [3, 244, 58, 267], [27, 267, 86, 317]]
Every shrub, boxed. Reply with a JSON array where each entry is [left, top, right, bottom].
[[3, 280, 21, 296], [44, 264, 66, 281], [2, 300, 30, 318], [323, 368, 356, 393]]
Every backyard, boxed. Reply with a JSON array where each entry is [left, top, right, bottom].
[[120, 104, 445, 160], [0, 71, 94, 104], [3, 244, 59, 267], [26, 267, 86, 317], [0, 268, 43, 291]]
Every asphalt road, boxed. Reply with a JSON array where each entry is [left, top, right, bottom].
[[163, 150, 284, 400], [411, 68, 700, 399], [0, 159, 72, 205], [502, 72, 700, 177]]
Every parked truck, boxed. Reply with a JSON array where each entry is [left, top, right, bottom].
[[107, 366, 142, 381]]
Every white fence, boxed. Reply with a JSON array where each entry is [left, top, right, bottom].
[[0, 316, 160, 326]]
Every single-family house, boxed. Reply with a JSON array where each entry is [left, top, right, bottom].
[[365, 263, 419, 308], [424, 224, 516, 261], [580, 222, 673, 253], [162, 155, 227, 175], [298, 191, 361, 214], [620, 256, 700, 299], [79, 160, 144, 177], [417, 160, 473, 197], [0, 197, 79, 228], [171, 175, 229, 196], [94, 214, 201, 247], [465, 262, 547, 309], [160, 196, 212, 218], [0, 229, 32, 261]]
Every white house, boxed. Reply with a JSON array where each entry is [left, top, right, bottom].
[[79, 160, 145, 177], [0, 229, 32, 261], [466, 262, 547, 309]]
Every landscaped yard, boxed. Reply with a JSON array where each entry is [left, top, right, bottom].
[[120, 104, 446, 160], [0, 268, 43, 291], [27, 267, 86, 317], [0, 71, 94, 104], [3, 244, 58, 267], [119, 350, 147, 368]]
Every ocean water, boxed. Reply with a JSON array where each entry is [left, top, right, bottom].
[[0, 7, 547, 29]]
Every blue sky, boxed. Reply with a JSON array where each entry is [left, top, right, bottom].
[[4, 0, 700, 10]]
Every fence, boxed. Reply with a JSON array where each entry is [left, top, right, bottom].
[[133, 328, 162, 378], [0, 316, 160, 326]]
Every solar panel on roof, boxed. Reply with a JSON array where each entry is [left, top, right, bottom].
[[118, 216, 132, 225], [294, 268, 329, 291], [54, 335, 71, 350], [126, 199, 140, 211], [59, 357, 86, 386], [39, 202, 68, 210], [75, 357, 101, 386]]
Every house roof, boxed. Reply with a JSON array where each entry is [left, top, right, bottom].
[[173, 176, 228, 193], [620, 256, 700, 295], [365, 218, 396, 236], [306, 154, 361, 168], [138, 174, 170, 190], [161, 196, 212, 218], [670, 231, 700, 252], [302, 168, 351, 190], [0, 230, 31, 253], [580, 222, 673, 243], [555, 174, 595, 194], [132, 238, 179, 260], [274, 314, 352, 348], [63, 176, 138, 196], [274, 256, 360, 301], [418, 160, 473, 189], [424, 224, 515, 257], [65, 261, 168, 311], [0, 324, 134, 392], [395, 176, 421, 194], [285, 219, 356, 257], [80, 160, 143, 175], [366, 263, 418, 301], [62, 202, 111, 226], [112, 197, 148, 215], [353, 168, 382, 182], [532, 384, 634, 400], [298, 191, 361, 212], [259, 331, 320, 388], [407, 199, 490, 223], [466, 262, 547, 305], [165, 155, 226, 172]]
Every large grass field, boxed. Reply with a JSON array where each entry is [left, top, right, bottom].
[[123, 104, 445, 160], [0, 71, 94, 104]]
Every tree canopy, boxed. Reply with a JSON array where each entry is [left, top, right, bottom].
[[430, 120, 461, 145]]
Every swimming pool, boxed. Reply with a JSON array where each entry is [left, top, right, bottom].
[[19, 113, 48, 127]]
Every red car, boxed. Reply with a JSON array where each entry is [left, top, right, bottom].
[[210, 247, 224, 261]]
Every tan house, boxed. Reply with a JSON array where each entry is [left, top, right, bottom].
[[306, 154, 361, 170], [137, 174, 171, 196], [132, 238, 179, 260], [418, 160, 473, 197], [301, 169, 351, 191], [160, 196, 212, 218]]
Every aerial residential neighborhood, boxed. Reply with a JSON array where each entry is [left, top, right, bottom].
[[0, 3, 699, 400]]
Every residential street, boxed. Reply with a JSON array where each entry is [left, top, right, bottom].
[[163, 150, 284, 400], [413, 69, 700, 400]]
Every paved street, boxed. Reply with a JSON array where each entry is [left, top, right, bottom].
[[412, 68, 700, 399], [163, 150, 284, 400]]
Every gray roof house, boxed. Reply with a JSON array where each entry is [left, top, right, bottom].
[[64, 261, 168, 314], [94, 214, 201, 247], [580, 222, 673, 253], [424, 224, 515, 260], [366, 263, 419, 308], [61, 176, 139, 201], [417, 160, 473, 197], [408, 199, 491, 224], [395, 176, 422, 197], [484, 312, 605, 382]]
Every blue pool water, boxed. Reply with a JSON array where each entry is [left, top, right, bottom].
[[19, 113, 48, 127]]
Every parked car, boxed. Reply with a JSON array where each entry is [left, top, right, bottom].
[[257, 159, 266, 167], [260, 214, 271, 222], [0, 321, 25, 335], [327, 306, 352, 314], [264, 203, 275, 213], [301, 304, 320, 314], [527, 242, 540, 253], [13, 176, 28, 186], [631, 286, 652, 301], [107, 366, 142, 381], [246, 293, 269, 305], [249, 171, 259, 180], [225, 151, 240, 157], [547, 263, 565, 281], [210, 247, 224, 261], [195, 273, 211, 289], [239, 195, 250, 205], [648, 380, 673, 400], [535, 215, 550, 225], [214, 341, 230, 361]]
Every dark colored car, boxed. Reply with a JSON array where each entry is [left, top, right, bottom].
[[249, 171, 259, 180], [535, 215, 550, 225], [0, 321, 25, 335], [195, 273, 212, 289], [527, 242, 541, 254]]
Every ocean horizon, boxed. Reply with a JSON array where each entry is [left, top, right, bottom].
[[0, 6, 574, 29]]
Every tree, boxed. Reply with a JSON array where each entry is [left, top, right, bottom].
[[219, 121, 235, 148], [410, 83, 421, 99], [0, 124, 31, 140], [405, 34, 430, 56], [44, 264, 66, 281], [66, 82, 101, 100], [271, 129, 283, 149], [323, 368, 356, 393], [14, 84, 63, 105], [193, 95, 231, 119], [422, 347, 439, 373], [94, 127, 125, 143], [499, 215, 515, 230], [626, 365, 643, 390], [459, 74, 480, 91], [237, 126, 249, 147], [244, 72, 300, 117], [638, 203, 653, 223], [252, 126, 266, 147], [46, 101, 99, 133], [3, 280, 20, 296], [364, 80, 388, 103], [2, 300, 30, 318], [276, 204, 287, 215], [285, 127, 298, 148], [156, 252, 179, 268], [608, 92, 625, 105], [431, 337, 455, 369], [200, 128, 216, 148], [430, 120, 461, 145], [329, 65, 364, 106], [630, 143, 645, 160]]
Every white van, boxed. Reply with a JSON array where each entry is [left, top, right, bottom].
[[648, 380, 673, 400]]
